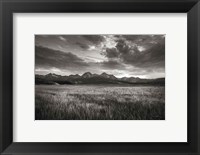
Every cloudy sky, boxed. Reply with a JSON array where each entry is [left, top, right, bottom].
[[35, 35, 165, 78]]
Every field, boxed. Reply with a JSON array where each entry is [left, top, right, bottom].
[[35, 85, 165, 120]]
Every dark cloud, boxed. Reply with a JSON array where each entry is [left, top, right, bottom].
[[102, 48, 119, 58], [115, 35, 165, 49], [82, 35, 105, 45], [75, 42, 90, 50], [102, 35, 165, 69], [35, 46, 88, 70]]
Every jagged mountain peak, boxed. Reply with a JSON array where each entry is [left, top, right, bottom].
[[82, 72, 93, 78], [101, 72, 117, 79], [101, 72, 108, 75], [45, 73, 59, 78]]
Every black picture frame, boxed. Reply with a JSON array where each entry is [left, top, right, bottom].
[[0, 0, 200, 154]]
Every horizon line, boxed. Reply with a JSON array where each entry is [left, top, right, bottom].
[[35, 72, 165, 80]]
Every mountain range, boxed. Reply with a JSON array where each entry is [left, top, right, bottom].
[[35, 72, 165, 86]]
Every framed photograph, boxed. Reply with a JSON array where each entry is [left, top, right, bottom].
[[0, 0, 200, 154], [35, 34, 165, 121]]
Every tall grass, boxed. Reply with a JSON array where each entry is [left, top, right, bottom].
[[35, 85, 165, 120]]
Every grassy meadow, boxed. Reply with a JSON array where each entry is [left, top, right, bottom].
[[35, 85, 165, 120]]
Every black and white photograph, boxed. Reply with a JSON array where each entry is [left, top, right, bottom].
[[35, 35, 165, 120]]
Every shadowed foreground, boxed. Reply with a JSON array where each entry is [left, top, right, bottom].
[[35, 85, 165, 120]]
